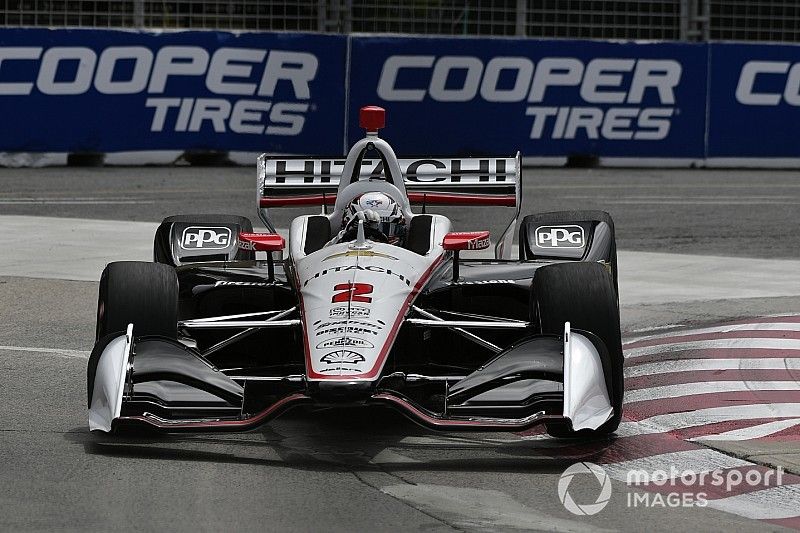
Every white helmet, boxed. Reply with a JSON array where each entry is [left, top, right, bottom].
[[342, 192, 406, 244]]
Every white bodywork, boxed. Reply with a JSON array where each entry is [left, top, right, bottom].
[[88, 324, 133, 432], [291, 214, 451, 380], [562, 321, 614, 430]]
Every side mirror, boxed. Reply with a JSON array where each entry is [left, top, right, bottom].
[[238, 233, 285, 252], [442, 231, 490, 251]]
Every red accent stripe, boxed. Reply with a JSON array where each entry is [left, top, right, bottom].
[[756, 427, 800, 441], [260, 194, 336, 207], [666, 418, 800, 441], [764, 516, 800, 530], [372, 393, 558, 430], [625, 391, 800, 420], [625, 330, 800, 349], [302, 254, 445, 380], [407, 192, 516, 206], [260, 192, 516, 208], [626, 369, 800, 390], [118, 393, 310, 431], [729, 315, 800, 324], [625, 348, 800, 366]]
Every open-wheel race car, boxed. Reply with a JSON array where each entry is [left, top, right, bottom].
[[88, 106, 623, 439]]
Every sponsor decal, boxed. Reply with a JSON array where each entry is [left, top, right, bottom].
[[313, 319, 385, 337], [316, 325, 380, 337], [316, 336, 375, 350], [314, 319, 384, 329], [1, 46, 318, 137], [180, 226, 232, 250], [214, 280, 274, 287], [365, 199, 384, 207], [329, 306, 370, 318], [320, 350, 365, 365], [323, 250, 398, 261], [238, 240, 256, 251], [470, 237, 491, 250], [736, 60, 800, 106], [377, 56, 679, 141], [303, 265, 411, 287], [535, 225, 585, 248], [265, 158, 513, 184]]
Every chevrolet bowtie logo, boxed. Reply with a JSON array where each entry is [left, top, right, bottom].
[[323, 250, 398, 261]]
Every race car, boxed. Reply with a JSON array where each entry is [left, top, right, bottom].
[[88, 105, 623, 439]]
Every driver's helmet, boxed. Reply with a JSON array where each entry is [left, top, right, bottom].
[[342, 192, 406, 244]]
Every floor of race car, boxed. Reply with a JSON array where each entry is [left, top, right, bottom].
[[1, 166, 799, 531]]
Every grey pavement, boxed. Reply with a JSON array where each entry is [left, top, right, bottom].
[[0, 166, 799, 531]]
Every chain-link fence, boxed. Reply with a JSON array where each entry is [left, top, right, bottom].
[[0, 0, 798, 43]]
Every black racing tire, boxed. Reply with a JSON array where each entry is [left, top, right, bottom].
[[520, 210, 618, 296], [95, 261, 178, 341], [531, 262, 623, 438], [154, 214, 254, 266]]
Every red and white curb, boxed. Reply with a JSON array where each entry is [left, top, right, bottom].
[[522, 315, 800, 528]]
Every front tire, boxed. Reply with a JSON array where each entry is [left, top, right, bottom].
[[531, 262, 623, 438], [95, 261, 178, 341]]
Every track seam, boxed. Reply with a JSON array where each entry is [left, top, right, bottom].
[[350, 470, 464, 532]]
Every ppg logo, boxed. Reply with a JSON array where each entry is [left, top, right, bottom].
[[535, 225, 585, 248], [180, 227, 232, 250]]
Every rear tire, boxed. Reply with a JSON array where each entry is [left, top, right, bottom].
[[531, 262, 623, 438], [96, 261, 178, 341]]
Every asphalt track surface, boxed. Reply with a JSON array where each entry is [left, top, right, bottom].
[[1, 166, 800, 532]]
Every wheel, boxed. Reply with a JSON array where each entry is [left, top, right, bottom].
[[96, 261, 178, 341], [531, 262, 623, 438], [519, 210, 618, 296], [153, 214, 254, 266]]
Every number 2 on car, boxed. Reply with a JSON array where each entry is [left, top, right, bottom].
[[332, 283, 373, 303]]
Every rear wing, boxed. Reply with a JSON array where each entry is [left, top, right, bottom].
[[257, 154, 520, 208], [256, 153, 521, 259]]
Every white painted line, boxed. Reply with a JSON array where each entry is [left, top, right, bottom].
[[625, 322, 800, 345], [623, 407, 800, 438], [616, 403, 800, 437], [0, 199, 154, 205], [625, 381, 800, 404], [706, 485, 800, 520], [690, 418, 800, 442], [625, 338, 800, 359], [591, 200, 800, 205], [0, 345, 89, 359], [603, 448, 751, 476], [380, 484, 611, 533], [624, 358, 800, 378]]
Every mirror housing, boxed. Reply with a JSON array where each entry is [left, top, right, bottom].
[[238, 233, 285, 252], [442, 231, 490, 251]]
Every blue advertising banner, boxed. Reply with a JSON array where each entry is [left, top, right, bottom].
[[708, 43, 800, 157], [0, 29, 346, 153], [347, 36, 708, 157]]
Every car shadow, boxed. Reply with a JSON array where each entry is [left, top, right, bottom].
[[66, 405, 620, 474]]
